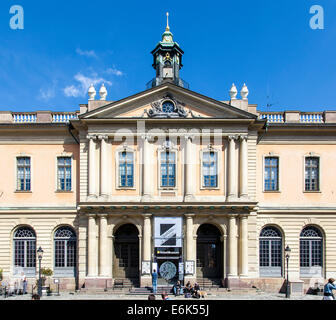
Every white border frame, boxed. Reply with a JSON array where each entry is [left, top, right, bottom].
[[115, 144, 137, 190], [55, 153, 74, 192], [14, 153, 33, 193], [199, 145, 221, 190], [262, 153, 281, 193], [157, 140, 179, 191], [303, 153, 321, 193]]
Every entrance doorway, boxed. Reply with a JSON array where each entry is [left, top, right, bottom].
[[113, 224, 139, 282], [196, 224, 222, 279]]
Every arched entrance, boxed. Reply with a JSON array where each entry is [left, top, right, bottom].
[[113, 224, 139, 281], [196, 224, 222, 279]]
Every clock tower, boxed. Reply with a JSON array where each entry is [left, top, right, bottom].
[[149, 13, 187, 88]]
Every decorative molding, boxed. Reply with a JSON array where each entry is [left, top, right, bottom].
[[146, 94, 188, 118]]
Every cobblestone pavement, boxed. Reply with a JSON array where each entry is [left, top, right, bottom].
[[0, 292, 324, 300]]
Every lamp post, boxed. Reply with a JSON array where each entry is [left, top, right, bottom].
[[285, 245, 291, 298], [37, 246, 44, 297]]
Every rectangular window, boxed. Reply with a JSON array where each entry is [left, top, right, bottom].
[[119, 151, 134, 187], [202, 151, 217, 187], [17, 157, 31, 191], [161, 151, 176, 187], [305, 157, 319, 191], [57, 157, 72, 191], [264, 157, 279, 191]]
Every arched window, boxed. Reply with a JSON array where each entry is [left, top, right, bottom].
[[54, 226, 76, 277], [13, 227, 36, 276], [259, 226, 282, 277], [300, 226, 323, 277]]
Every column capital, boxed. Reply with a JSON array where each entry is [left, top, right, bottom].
[[239, 135, 248, 141], [143, 214, 152, 219], [228, 135, 238, 141], [86, 134, 97, 140], [228, 213, 238, 219], [97, 134, 108, 140], [99, 214, 108, 219], [185, 214, 195, 219], [86, 213, 97, 219], [184, 135, 195, 142], [141, 134, 153, 141]]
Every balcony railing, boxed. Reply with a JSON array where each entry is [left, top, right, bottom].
[[258, 111, 332, 124], [258, 112, 284, 123], [52, 112, 78, 123], [13, 113, 37, 123]]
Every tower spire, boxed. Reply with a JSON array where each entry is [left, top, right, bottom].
[[166, 12, 170, 31]]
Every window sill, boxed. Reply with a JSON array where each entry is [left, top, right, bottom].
[[200, 187, 220, 190], [303, 191, 321, 193], [116, 187, 136, 190], [55, 190, 73, 193], [263, 191, 281, 193], [15, 190, 32, 193]]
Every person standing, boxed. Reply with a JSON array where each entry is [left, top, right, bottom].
[[323, 278, 336, 300], [152, 269, 158, 294]]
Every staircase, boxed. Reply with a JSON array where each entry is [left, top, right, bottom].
[[79, 278, 140, 295], [128, 286, 173, 296], [196, 278, 222, 290]]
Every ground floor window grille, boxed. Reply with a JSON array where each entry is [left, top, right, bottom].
[[259, 226, 282, 277], [300, 226, 322, 277], [13, 227, 36, 276], [54, 226, 76, 277]]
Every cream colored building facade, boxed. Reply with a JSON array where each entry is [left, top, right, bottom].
[[1, 25, 336, 293]]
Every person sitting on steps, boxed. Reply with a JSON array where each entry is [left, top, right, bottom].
[[172, 280, 183, 296]]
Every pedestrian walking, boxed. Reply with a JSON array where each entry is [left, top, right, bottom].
[[152, 269, 158, 294], [323, 278, 336, 300]]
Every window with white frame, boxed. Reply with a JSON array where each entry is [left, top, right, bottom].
[[54, 226, 76, 277], [300, 226, 323, 277], [13, 227, 36, 276], [259, 226, 282, 277], [119, 151, 134, 187], [17, 157, 31, 191], [57, 157, 72, 191], [160, 151, 176, 187], [264, 157, 279, 191], [202, 151, 218, 188], [305, 157, 319, 191]]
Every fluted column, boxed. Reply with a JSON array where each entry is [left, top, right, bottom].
[[100, 135, 108, 197], [228, 214, 238, 277], [239, 215, 248, 276], [99, 215, 108, 276], [239, 135, 248, 199], [185, 136, 195, 200], [227, 136, 238, 201], [142, 135, 152, 200], [143, 214, 152, 261], [87, 215, 97, 277], [87, 135, 97, 197]]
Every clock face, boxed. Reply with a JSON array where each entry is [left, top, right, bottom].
[[159, 261, 177, 280], [162, 101, 175, 113]]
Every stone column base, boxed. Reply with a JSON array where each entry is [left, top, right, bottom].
[[140, 275, 152, 287], [84, 278, 113, 289]]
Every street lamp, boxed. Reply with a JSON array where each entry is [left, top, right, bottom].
[[37, 246, 44, 297], [285, 245, 291, 298]]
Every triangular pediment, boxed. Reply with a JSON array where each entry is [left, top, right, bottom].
[[80, 82, 257, 120]]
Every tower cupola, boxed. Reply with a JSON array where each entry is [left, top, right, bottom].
[[147, 13, 188, 89]]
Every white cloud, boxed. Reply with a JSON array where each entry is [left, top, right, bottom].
[[63, 72, 112, 98], [64, 85, 81, 98], [38, 81, 57, 101], [39, 87, 55, 101], [76, 48, 97, 58], [106, 67, 123, 76]]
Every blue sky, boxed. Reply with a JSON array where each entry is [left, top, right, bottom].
[[0, 0, 335, 112]]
